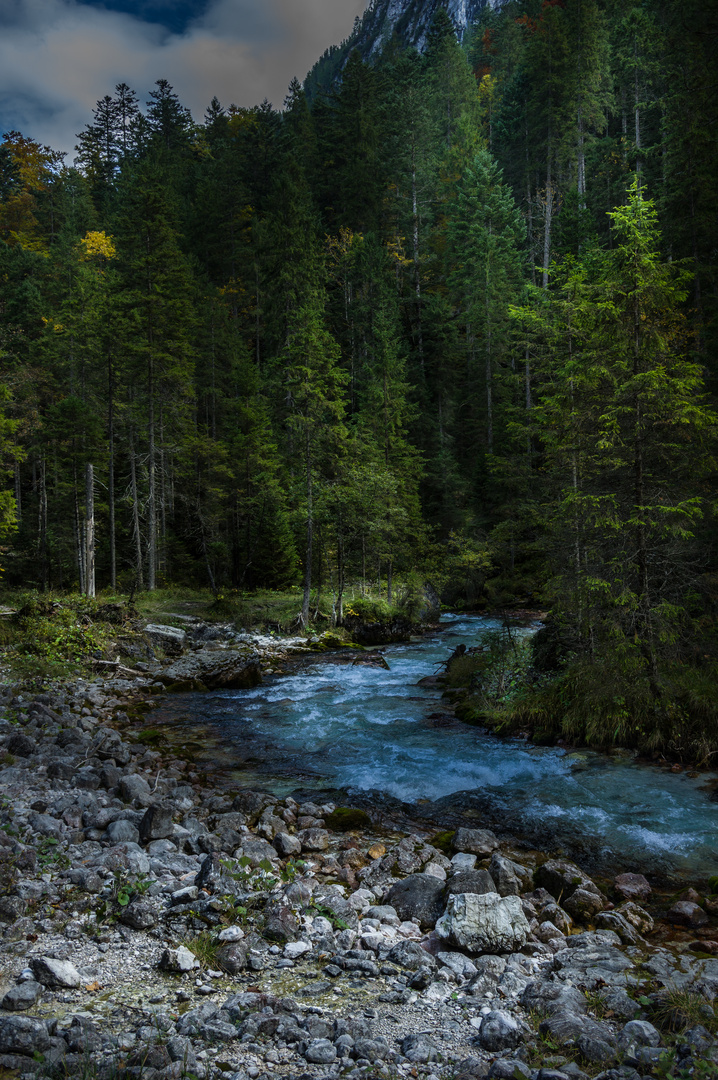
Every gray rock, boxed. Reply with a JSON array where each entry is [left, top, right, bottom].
[[452, 828, 499, 856], [105, 818, 140, 845], [436, 891, 530, 953], [365, 905, 400, 925], [564, 886, 608, 920], [521, 979, 588, 1017], [237, 837, 279, 866], [353, 1037, 389, 1062], [161, 648, 262, 689], [614, 873, 651, 902], [0, 1014, 51, 1055], [1, 981, 42, 1011], [298, 828, 329, 852], [6, 733, 35, 758], [145, 624, 187, 656], [387, 940, 436, 971], [488, 853, 532, 896], [384, 873, 446, 928], [478, 1009, 521, 1052], [170, 885, 199, 905], [216, 942, 248, 974], [159, 946, 196, 973], [305, 1039, 336, 1064], [118, 900, 157, 930], [438, 951, 478, 978], [595, 911, 645, 945], [139, 804, 174, 842], [118, 774, 153, 807], [274, 831, 301, 857], [488, 1060, 531, 1080], [401, 1033, 439, 1063], [618, 1020, 661, 1048], [446, 869, 496, 897], [31, 957, 81, 988], [667, 900, 709, 928]]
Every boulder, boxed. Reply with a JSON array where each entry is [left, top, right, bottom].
[[298, 828, 329, 852], [452, 828, 499, 856], [563, 886, 608, 920], [31, 957, 81, 989], [0, 1015, 51, 1055], [384, 873, 446, 929], [435, 892, 530, 953], [447, 869, 497, 898], [667, 900, 709, 929], [105, 819, 140, 845], [0, 981, 42, 1011], [237, 837, 279, 866], [159, 946, 196, 973], [274, 831, 302, 857], [401, 1033, 440, 1063], [615, 872, 652, 902], [118, 774, 153, 807], [488, 853, 532, 896], [478, 1010, 521, 1052], [118, 900, 157, 930], [386, 940, 436, 971], [145, 624, 187, 656], [305, 1039, 336, 1064], [6, 734, 35, 758], [139, 804, 174, 843], [216, 941, 248, 974], [160, 648, 262, 690]]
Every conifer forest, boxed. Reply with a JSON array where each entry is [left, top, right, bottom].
[[0, 0, 717, 753]]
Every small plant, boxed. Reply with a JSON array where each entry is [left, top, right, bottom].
[[649, 988, 717, 1034], [36, 837, 71, 871], [220, 855, 279, 891], [183, 930, 218, 970], [111, 870, 151, 908]]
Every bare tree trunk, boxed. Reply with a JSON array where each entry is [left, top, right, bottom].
[[147, 353, 156, 591], [38, 458, 48, 591], [73, 465, 84, 594], [85, 463, 95, 598], [129, 429, 144, 589], [108, 356, 116, 590]]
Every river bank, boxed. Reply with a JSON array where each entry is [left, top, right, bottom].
[[0, 632, 717, 1080]]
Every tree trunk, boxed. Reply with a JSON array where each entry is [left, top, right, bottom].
[[108, 353, 116, 589], [85, 463, 96, 598], [73, 465, 84, 594], [38, 458, 48, 591], [411, 146, 424, 368], [129, 429, 144, 589]]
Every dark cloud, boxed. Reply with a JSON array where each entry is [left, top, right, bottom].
[[0, 0, 366, 155]]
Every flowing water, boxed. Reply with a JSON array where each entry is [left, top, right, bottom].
[[149, 615, 718, 881]]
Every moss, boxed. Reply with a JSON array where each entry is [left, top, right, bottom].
[[324, 807, 372, 832], [430, 830, 456, 855]]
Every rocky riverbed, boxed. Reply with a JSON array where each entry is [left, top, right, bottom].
[[0, 628, 717, 1080]]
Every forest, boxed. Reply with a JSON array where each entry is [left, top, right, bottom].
[[0, 0, 716, 754]]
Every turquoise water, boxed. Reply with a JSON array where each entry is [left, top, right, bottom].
[[151, 615, 718, 879]]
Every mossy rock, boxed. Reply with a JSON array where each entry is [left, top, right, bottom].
[[430, 830, 456, 855], [324, 807, 373, 832]]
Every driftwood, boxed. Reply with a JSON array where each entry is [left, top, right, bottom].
[[92, 659, 142, 679]]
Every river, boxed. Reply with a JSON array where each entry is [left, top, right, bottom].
[[148, 614, 718, 883]]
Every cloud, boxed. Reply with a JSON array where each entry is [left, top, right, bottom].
[[0, 0, 366, 156]]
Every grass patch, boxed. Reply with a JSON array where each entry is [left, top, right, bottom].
[[183, 930, 218, 970], [647, 988, 717, 1035]]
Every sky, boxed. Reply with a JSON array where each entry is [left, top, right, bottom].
[[0, 0, 368, 157]]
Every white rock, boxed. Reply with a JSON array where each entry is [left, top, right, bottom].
[[284, 941, 312, 959], [424, 862, 447, 881], [437, 951, 478, 978], [435, 892, 530, 953], [218, 926, 245, 942], [30, 957, 81, 988], [159, 945, 197, 973], [451, 852, 477, 871]]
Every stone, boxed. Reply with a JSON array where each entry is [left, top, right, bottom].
[[488, 1061, 531, 1080], [238, 837, 279, 866], [217, 925, 245, 942], [118, 774, 153, 807], [535, 858, 592, 898], [1, 981, 42, 1011], [451, 852, 477, 871], [387, 940, 436, 970], [216, 942, 248, 974], [31, 957, 81, 988], [452, 828, 499, 856], [435, 892, 530, 953], [563, 887, 608, 921], [284, 941, 311, 959], [264, 903, 299, 942], [298, 828, 329, 852], [160, 648, 262, 690], [384, 873, 446, 928], [274, 831, 301, 857], [0, 1015, 51, 1055], [159, 946, 196, 973], [105, 819, 140, 845], [595, 911, 645, 945], [353, 1037, 389, 1062], [171, 885, 199, 905], [667, 900, 708, 928], [365, 905, 400, 925], [437, 951, 478, 978], [145, 624, 187, 656], [424, 862, 447, 880], [6, 733, 35, 758], [304, 1039, 336, 1064], [139, 804, 174, 843], [616, 901, 653, 935], [446, 870, 497, 898], [614, 872, 652, 902], [521, 980, 588, 1017], [118, 900, 157, 930], [488, 853, 532, 896], [478, 1010, 521, 1052], [618, 1020, 661, 1050], [401, 1033, 439, 1063]]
